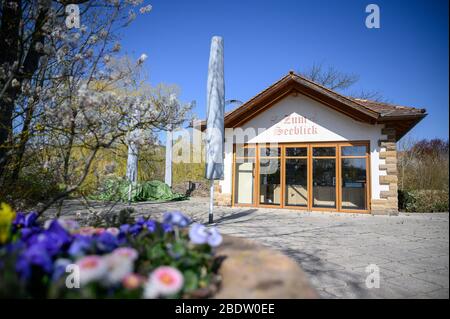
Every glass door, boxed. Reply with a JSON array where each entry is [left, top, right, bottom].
[[259, 146, 281, 206], [312, 146, 337, 209], [284, 147, 308, 208], [340, 145, 368, 210], [234, 145, 255, 205]]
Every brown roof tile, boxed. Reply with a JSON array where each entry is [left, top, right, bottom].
[[349, 98, 426, 118]]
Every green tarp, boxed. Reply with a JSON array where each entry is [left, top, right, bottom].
[[93, 179, 186, 202]]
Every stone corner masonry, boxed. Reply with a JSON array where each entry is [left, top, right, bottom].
[[371, 126, 399, 215]]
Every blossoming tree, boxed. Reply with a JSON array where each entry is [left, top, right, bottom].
[[0, 1, 192, 213]]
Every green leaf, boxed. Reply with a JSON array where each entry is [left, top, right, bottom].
[[171, 242, 187, 257], [183, 270, 199, 292], [148, 244, 165, 259]]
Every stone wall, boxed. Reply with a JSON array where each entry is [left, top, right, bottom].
[[215, 235, 318, 298], [172, 181, 210, 197], [214, 181, 232, 206], [372, 126, 399, 215]]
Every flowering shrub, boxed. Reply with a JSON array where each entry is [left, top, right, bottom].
[[0, 204, 222, 298]]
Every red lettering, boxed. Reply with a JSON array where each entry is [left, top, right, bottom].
[[284, 116, 290, 124]]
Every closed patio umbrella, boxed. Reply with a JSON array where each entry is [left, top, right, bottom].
[[205, 36, 225, 224]]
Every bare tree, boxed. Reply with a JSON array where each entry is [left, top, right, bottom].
[[299, 63, 359, 91], [299, 63, 387, 102], [397, 135, 417, 190], [398, 136, 449, 191]]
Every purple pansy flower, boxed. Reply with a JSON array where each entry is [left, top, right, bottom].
[[13, 211, 39, 230], [128, 224, 142, 236], [68, 235, 93, 257], [144, 220, 156, 232], [46, 220, 71, 244], [19, 226, 41, 241], [16, 244, 53, 279], [119, 224, 130, 234], [51, 258, 71, 281], [162, 223, 173, 233], [205, 227, 222, 247], [20, 222, 70, 258], [31, 232, 64, 256], [188, 223, 222, 247], [136, 217, 146, 226], [37, 220, 72, 255], [96, 232, 118, 253], [134, 217, 157, 232], [163, 211, 190, 228]]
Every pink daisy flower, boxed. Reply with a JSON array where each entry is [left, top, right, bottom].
[[112, 247, 138, 261], [122, 273, 145, 290], [144, 266, 184, 298], [76, 255, 107, 285], [104, 254, 134, 285]]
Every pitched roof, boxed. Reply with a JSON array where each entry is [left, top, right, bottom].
[[198, 71, 427, 141], [349, 98, 426, 118]]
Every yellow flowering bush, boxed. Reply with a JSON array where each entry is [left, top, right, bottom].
[[0, 203, 15, 244]]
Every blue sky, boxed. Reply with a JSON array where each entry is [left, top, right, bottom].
[[121, 0, 449, 141]]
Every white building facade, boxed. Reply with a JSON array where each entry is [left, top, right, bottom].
[[207, 72, 426, 214]]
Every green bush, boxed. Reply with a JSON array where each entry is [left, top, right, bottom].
[[398, 189, 449, 212], [0, 168, 61, 210]]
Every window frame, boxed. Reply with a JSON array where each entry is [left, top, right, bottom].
[[231, 141, 371, 213]]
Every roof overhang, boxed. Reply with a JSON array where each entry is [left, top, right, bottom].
[[377, 113, 427, 140], [197, 71, 427, 142]]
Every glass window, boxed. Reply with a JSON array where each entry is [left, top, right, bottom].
[[285, 159, 308, 207], [260, 147, 280, 157], [341, 158, 367, 210], [341, 146, 367, 157], [312, 158, 336, 208], [235, 156, 255, 164], [286, 147, 307, 157], [313, 147, 336, 157], [236, 145, 255, 158], [259, 158, 281, 205]]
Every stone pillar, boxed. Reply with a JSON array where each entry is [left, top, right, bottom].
[[213, 181, 232, 206], [371, 126, 399, 215]]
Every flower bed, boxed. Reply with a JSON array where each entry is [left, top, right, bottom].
[[0, 203, 222, 299]]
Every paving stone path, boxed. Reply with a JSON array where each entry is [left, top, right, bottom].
[[53, 197, 449, 299]]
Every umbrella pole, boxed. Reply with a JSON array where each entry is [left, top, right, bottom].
[[209, 181, 214, 224]]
